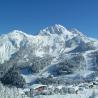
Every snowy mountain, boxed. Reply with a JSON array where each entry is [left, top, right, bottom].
[[0, 25, 98, 74], [0, 24, 98, 64], [0, 24, 98, 74], [1, 24, 98, 98]]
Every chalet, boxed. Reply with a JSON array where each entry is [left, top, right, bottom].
[[29, 84, 47, 96], [30, 84, 47, 91]]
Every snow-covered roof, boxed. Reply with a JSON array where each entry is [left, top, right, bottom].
[[23, 88, 30, 92], [30, 84, 47, 89], [56, 85, 63, 89]]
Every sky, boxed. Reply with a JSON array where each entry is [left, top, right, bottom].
[[0, 0, 98, 38]]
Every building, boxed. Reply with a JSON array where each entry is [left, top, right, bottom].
[[29, 84, 47, 96]]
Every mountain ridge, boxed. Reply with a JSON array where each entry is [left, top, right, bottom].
[[0, 24, 98, 64]]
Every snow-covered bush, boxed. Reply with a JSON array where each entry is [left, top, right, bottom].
[[0, 82, 28, 98]]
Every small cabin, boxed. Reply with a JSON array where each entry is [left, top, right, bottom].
[[29, 84, 47, 96], [30, 84, 47, 91]]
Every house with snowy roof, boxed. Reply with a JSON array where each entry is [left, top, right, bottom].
[[29, 84, 47, 96]]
